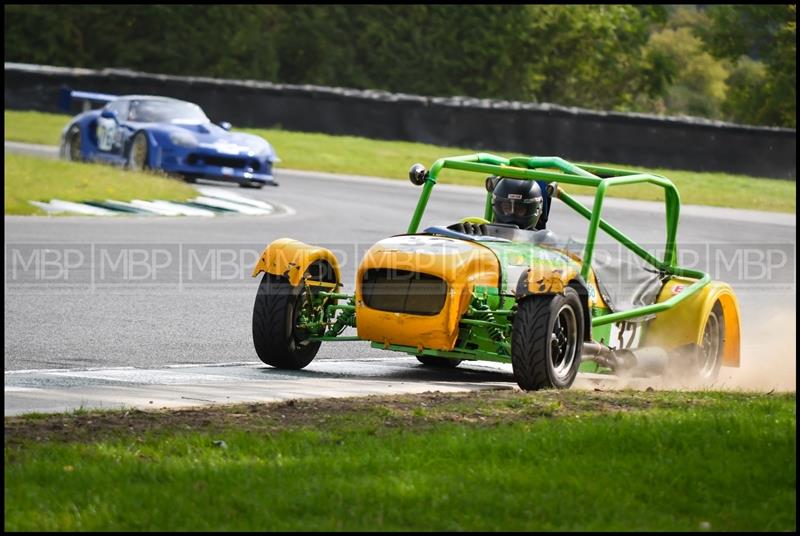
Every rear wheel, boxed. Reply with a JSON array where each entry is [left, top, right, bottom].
[[252, 273, 321, 369], [667, 302, 725, 381], [697, 302, 725, 380], [127, 132, 149, 171], [416, 355, 461, 368], [511, 287, 584, 390]]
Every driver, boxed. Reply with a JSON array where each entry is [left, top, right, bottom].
[[491, 177, 545, 230]]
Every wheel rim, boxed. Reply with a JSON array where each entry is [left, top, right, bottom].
[[131, 136, 147, 169], [68, 130, 81, 160], [698, 312, 722, 378], [550, 304, 578, 381], [288, 290, 310, 349]]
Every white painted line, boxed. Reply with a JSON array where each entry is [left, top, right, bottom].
[[102, 199, 159, 215], [196, 186, 275, 210], [3, 358, 413, 376], [150, 200, 216, 217], [47, 369, 244, 385], [6, 366, 138, 375], [28, 200, 64, 213], [129, 199, 185, 216], [50, 199, 119, 215], [30, 199, 119, 216], [192, 196, 273, 215], [162, 361, 262, 369]]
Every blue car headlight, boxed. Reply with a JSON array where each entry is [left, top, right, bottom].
[[169, 131, 198, 148], [258, 145, 279, 163]]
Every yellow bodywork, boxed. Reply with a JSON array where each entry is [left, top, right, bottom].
[[642, 277, 741, 367], [520, 255, 607, 310], [524, 264, 579, 294], [356, 236, 499, 351], [251, 238, 342, 287]]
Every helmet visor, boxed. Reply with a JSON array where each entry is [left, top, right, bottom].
[[494, 196, 538, 219]]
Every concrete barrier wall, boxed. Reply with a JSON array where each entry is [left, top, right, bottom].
[[5, 62, 795, 179]]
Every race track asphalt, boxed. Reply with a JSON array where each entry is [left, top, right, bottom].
[[5, 162, 795, 374]]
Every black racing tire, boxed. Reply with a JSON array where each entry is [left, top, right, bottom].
[[416, 355, 462, 368], [511, 287, 584, 390], [65, 125, 82, 161], [127, 131, 149, 171], [239, 180, 264, 189], [252, 273, 321, 369], [183, 176, 198, 184], [666, 302, 726, 381]]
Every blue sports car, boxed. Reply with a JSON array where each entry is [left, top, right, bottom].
[[59, 91, 279, 188]]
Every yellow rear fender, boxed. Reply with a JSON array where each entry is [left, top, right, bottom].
[[642, 279, 741, 367], [251, 238, 342, 288]]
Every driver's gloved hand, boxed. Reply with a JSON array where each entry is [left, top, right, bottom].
[[462, 222, 487, 235], [445, 222, 487, 236]]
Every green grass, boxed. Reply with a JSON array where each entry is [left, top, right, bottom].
[[4, 390, 795, 531], [4, 153, 196, 215], [4, 109, 69, 146], [5, 110, 795, 213]]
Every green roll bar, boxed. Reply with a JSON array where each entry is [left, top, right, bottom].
[[406, 153, 707, 326]]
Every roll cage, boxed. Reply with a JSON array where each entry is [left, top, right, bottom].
[[406, 153, 711, 327]]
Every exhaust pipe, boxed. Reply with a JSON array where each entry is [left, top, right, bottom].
[[583, 343, 669, 377]]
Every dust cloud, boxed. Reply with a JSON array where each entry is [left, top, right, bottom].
[[715, 308, 796, 392], [575, 308, 796, 393]]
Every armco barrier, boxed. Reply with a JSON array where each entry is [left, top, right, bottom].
[[5, 62, 795, 179]]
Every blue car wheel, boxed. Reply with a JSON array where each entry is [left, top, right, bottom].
[[65, 125, 82, 162], [127, 132, 149, 171]]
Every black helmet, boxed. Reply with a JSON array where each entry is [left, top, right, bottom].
[[490, 177, 543, 230]]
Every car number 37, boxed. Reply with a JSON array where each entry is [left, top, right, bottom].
[[96, 118, 118, 151]]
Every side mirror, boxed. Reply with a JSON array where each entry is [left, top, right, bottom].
[[408, 163, 428, 186], [485, 175, 500, 193], [100, 108, 116, 120], [218, 121, 232, 131]]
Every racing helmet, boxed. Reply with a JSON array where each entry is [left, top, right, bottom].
[[490, 177, 544, 230]]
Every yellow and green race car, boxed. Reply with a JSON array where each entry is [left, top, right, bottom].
[[250, 154, 741, 390]]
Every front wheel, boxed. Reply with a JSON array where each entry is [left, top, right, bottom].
[[252, 273, 321, 369], [511, 287, 584, 390]]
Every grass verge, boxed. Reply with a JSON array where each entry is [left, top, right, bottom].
[[4, 389, 795, 531], [4, 152, 196, 215], [5, 110, 795, 213]]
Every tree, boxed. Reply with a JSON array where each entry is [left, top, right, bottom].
[[701, 5, 796, 127], [642, 8, 730, 119], [4, 5, 793, 127]]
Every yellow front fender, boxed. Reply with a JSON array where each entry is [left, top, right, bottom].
[[252, 238, 341, 287], [522, 264, 580, 295], [642, 278, 741, 367]]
